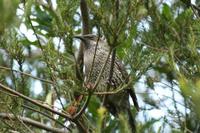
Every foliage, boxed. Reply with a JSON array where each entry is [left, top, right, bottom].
[[0, 0, 200, 133]]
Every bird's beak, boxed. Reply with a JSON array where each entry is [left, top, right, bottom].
[[74, 34, 95, 39], [73, 35, 85, 40], [73, 35, 88, 47], [73, 34, 93, 48]]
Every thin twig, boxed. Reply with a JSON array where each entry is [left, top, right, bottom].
[[26, 6, 64, 109], [22, 104, 71, 131], [0, 82, 86, 131], [5, 103, 34, 133], [87, 36, 100, 81], [93, 50, 112, 91], [77, 90, 157, 95], [0, 66, 54, 84], [72, 91, 92, 119], [0, 88, 18, 97], [191, 5, 199, 18], [0, 83, 72, 120], [180, 0, 200, 18], [103, 48, 116, 104], [102, 0, 118, 106], [0, 113, 66, 133], [95, 79, 132, 95]]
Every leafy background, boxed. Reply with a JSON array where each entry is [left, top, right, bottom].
[[0, 0, 200, 133]]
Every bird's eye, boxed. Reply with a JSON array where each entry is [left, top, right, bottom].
[[88, 36, 95, 40]]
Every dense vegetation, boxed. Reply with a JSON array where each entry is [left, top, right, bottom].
[[0, 0, 200, 132]]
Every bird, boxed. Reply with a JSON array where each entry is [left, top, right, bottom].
[[74, 34, 139, 132]]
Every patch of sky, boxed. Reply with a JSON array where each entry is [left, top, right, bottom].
[[53, 37, 65, 53], [30, 80, 43, 96]]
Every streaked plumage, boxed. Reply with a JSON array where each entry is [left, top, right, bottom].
[[75, 34, 139, 132]]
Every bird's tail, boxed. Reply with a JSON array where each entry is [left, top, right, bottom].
[[127, 108, 136, 133], [128, 89, 139, 111]]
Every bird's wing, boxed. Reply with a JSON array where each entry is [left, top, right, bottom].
[[115, 58, 139, 111]]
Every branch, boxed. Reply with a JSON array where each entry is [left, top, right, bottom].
[[0, 66, 54, 84], [87, 36, 100, 82], [72, 92, 92, 119], [0, 113, 67, 133], [0, 83, 89, 131], [103, 49, 116, 104], [22, 104, 71, 131], [93, 49, 112, 90], [180, 0, 200, 18], [107, 0, 119, 89], [95, 79, 133, 95], [80, 0, 90, 34], [76, 0, 90, 80], [102, 0, 119, 105], [0, 83, 72, 120]]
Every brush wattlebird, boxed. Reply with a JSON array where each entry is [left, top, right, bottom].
[[74, 34, 139, 132]]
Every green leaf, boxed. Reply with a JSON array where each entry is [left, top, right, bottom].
[[162, 3, 172, 20]]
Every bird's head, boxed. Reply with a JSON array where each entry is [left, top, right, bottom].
[[74, 34, 102, 49]]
